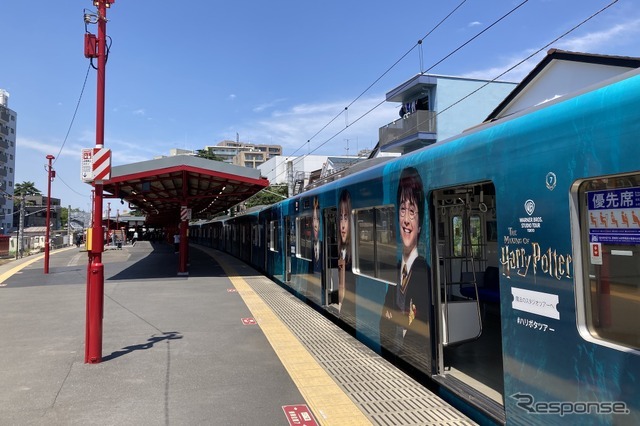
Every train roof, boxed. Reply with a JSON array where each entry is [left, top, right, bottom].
[[302, 156, 395, 192]]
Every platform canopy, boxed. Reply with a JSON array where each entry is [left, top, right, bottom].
[[99, 156, 270, 226]]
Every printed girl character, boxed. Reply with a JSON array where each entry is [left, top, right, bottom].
[[338, 189, 355, 321], [312, 196, 322, 273]]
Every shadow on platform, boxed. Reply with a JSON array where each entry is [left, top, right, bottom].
[[103, 331, 183, 361], [107, 242, 228, 280]]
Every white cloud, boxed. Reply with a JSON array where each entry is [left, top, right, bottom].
[[556, 18, 640, 52], [468, 21, 482, 27], [228, 94, 237, 101], [17, 136, 77, 158], [461, 17, 640, 83], [253, 98, 286, 113], [133, 109, 146, 116], [235, 96, 397, 155]]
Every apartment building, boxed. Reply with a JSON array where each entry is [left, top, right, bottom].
[[0, 89, 17, 233]]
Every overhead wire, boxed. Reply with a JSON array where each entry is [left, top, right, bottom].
[[266, 0, 617, 189], [53, 64, 91, 165], [47, 63, 93, 208], [266, 0, 470, 180], [394, 0, 621, 143], [267, 0, 528, 185], [421, 0, 529, 75]]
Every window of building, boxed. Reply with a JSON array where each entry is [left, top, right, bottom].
[[353, 205, 396, 283], [575, 173, 640, 351]]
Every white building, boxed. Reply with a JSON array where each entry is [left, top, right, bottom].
[[485, 49, 640, 121], [259, 155, 323, 195], [377, 73, 517, 155], [259, 155, 370, 196], [0, 89, 16, 234]]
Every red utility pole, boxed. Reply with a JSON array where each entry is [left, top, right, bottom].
[[44, 154, 55, 274], [85, 0, 115, 364], [107, 202, 111, 246]]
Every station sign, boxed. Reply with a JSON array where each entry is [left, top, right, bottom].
[[81, 148, 112, 182], [587, 187, 640, 245]]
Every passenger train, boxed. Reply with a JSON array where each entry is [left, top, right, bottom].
[[191, 69, 640, 425]]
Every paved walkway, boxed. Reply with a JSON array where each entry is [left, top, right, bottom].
[[0, 242, 474, 426], [0, 243, 311, 425]]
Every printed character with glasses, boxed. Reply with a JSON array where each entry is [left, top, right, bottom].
[[379, 167, 431, 371]]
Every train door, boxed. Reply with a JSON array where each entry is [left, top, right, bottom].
[[431, 182, 505, 410], [323, 207, 339, 309]]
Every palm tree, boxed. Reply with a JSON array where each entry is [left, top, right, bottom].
[[14, 181, 41, 207], [15, 181, 41, 197]]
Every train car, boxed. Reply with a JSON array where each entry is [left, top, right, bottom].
[[196, 69, 640, 425]]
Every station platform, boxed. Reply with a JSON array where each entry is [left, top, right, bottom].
[[0, 242, 475, 425]]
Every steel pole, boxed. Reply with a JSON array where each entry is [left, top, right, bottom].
[[44, 155, 54, 274], [86, 0, 112, 364]]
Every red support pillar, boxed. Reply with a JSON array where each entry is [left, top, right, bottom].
[[85, 0, 114, 364], [178, 206, 188, 276], [106, 202, 111, 246], [44, 154, 55, 274]]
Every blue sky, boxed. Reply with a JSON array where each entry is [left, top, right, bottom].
[[2, 0, 639, 211]]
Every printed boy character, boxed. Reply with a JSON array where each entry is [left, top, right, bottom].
[[379, 167, 430, 366]]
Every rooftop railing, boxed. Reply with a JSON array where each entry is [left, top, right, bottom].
[[379, 109, 437, 148]]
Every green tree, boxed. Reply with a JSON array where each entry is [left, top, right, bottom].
[[245, 185, 288, 208], [14, 181, 42, 207], [195, 148, 225, 162], [60, 207, 82, 228], [14, 181, 41, 197]]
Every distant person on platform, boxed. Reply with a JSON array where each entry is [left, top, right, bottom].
[[132, 230, 138, 246], [174, 232, 180, 253]]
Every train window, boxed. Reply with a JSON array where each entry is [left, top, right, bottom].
[[296, 215, 313, 261], [269, 220, 279, 252], [251, 224, 258, 247], [353, 205, 397, 283], [266, 221, 271, 249], [575, 174, 640, 351], [452, 214, 483, 258]]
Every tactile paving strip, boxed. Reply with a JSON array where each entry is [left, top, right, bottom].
[[239, 274, 476, 425]]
